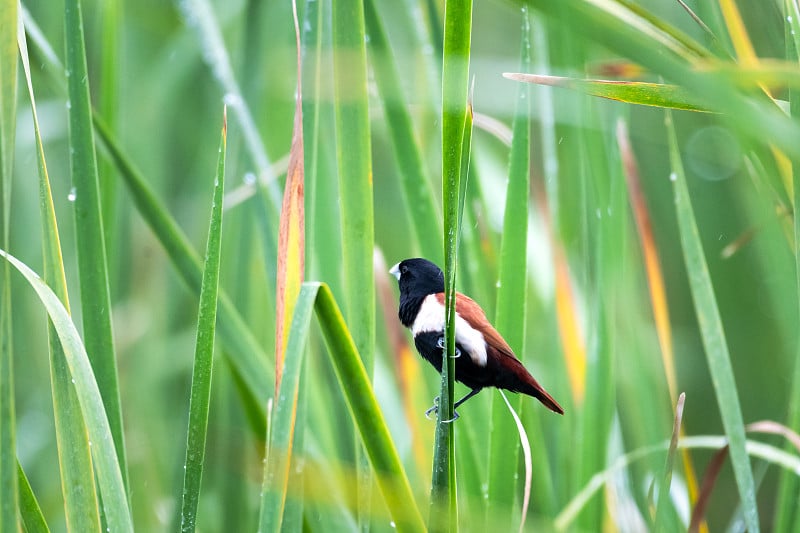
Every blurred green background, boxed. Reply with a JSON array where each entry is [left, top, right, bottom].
[[6, 0, 800, 531]]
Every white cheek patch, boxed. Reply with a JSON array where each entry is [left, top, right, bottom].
[[411, 294, 487, 367]]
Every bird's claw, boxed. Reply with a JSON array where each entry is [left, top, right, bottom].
[[436, 336, 461, 358], [425, 396, 440, 419], [424, 396, 460, 422]]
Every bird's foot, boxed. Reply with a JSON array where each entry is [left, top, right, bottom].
[[436, 336, 461, 358], [424, 396, 460, 423], [424, 396, 439, 419]]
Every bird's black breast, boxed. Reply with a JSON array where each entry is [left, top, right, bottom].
[[398, 295, 424, 328], [414, 331, 494, 391]]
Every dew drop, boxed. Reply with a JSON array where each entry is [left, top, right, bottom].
[[669, 172, 677, 182], [244, 172, 257, 185], [68, 187, 77, 202], [390, 521, 396, 529]]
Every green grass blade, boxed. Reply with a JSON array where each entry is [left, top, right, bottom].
[[91, 117, 272, 410], [332, 0, 374, 376], [503, 74, 710, 112], [17, 462, 50, 533], [332, 0, 375, 527], [665, 110, 759, 532], [654, 393, 685, 532], [97, 0, 119, 253], [364, 0, 442, 263], [18, 15, 274, 416], [64, 0, 127, 488], [313, 282, 426, 532], [433, 0, 472, 530], [0, 250, 133, 532], [556, 435, 800, 531], [487, 10, 531, 531], [0, 0, 17, 527], [19, 21, 101, 531], [529, 0, 800, 161], [774, 5, 800, 528], [179, 110, 227, 533], [259, 283, 316, 533]]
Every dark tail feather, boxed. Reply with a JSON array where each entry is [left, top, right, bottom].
[[503, 358, 565, 415], [523, 380, 564, 415]]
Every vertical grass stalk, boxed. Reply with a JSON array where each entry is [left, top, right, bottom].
[[433, 0, 472, 530], [179, 110, 227, 532], [64, 0, 127, 486], [487, 9, 532, 531], [0, 0, 17, 527], [332, 0, 375, 528], [364, 0, 442, 262], [19, 22, 101, 531], [773, 3, 800, 528], [666, 110, 759, 533]]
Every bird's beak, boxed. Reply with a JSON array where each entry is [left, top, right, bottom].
[[389, 263, 401, 281]]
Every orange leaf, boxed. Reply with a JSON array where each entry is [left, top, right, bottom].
[[274, 1, 305, 394]]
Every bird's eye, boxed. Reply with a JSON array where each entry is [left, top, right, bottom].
[[401, 265, 408, 274]]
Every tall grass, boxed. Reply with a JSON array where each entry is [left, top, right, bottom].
[[6, 0, 800, 531]]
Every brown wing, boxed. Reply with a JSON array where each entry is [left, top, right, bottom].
[[435, 292, 564, 415]]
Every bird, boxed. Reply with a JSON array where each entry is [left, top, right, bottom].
[[389, 257, 564, 420]]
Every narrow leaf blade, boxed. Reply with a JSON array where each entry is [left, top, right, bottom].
[[179, 109, 227, 533]]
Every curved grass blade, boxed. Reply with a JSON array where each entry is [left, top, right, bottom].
[[259, 283, 315, 533], [555, 435, 800, 531], [64, 0, 127, 486], [364, 0, 442, 262], [666, 110, 759, 533], [499, 391, 533, 533], [0, 250, 133, 532], [19, 20, 101, 531], [17, 462, 50, 533], [312, 282, 426, 531], [503, 73, 710, 112], [528, 0, 800, 162], [179, 109, 227, 533], [488, 10, 532, 531], [0, 0, 16, 526]]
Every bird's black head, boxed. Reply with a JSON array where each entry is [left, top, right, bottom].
[[390, 258, 445, 297]]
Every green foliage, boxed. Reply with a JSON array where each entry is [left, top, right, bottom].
[[179, 112, 227, 532], [7, 1, 800, 531]]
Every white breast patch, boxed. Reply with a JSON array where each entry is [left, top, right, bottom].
[[410, 294, 487, 367]]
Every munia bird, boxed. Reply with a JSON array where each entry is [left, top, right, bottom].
[[390, 258, 564, 419]]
